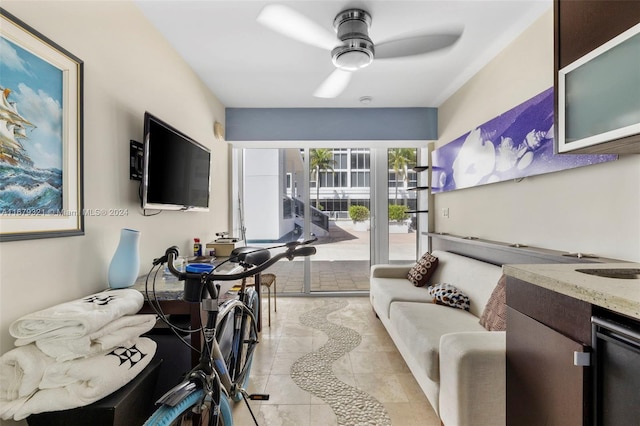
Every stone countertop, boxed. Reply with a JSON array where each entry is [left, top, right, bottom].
[[503, 263, 640, 320], [133, 273, 186, 300], [133, 269, 242, 301]]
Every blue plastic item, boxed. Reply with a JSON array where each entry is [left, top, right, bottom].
[[185, 263, 214, 273]]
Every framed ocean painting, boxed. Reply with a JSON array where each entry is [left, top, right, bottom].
[[0, 9, 84, 241]]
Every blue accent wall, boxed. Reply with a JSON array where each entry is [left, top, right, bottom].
[[226, 108, 437, 141]]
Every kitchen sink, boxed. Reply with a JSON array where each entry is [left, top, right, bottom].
[[575, 268, 640, 279]]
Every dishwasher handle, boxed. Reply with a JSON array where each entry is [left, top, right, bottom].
[[592, 316, 640, 344]]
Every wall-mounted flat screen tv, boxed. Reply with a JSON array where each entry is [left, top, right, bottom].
[[142, 112, 211, 211]]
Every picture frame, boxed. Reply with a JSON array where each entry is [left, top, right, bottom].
[[0, 8, 84, 241], [431, 88, 617, 193]]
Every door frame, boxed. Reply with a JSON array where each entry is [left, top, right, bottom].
[[230, 141, 427, 294]]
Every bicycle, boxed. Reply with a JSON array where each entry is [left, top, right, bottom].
[[142, 239, 316, 426]]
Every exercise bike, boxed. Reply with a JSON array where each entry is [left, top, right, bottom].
[[143, 239, 316, 425]]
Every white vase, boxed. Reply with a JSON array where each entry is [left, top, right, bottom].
[[108, 228, 140, 289]]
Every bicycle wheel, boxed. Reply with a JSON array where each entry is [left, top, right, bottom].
[[144, 389, 233, 426], [231, 290, 259, 402]]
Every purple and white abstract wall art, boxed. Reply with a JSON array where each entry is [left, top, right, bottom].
[[431, 88, 618, 193]]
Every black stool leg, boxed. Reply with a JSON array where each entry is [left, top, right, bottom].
[[266, 285, 271, 327]]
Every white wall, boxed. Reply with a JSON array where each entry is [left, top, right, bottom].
[[244, 149, 281, 240], [0, 4, 228, 423], [434, 9, 640, 262]]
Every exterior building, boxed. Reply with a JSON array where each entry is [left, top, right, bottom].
[[243, 147, 418, 243]]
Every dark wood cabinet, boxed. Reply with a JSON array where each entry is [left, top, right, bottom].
[[507, 308, 588, 425], [555, 0, 640, 69], [554, 0, 640, 154], [506, 277, 592, 425]]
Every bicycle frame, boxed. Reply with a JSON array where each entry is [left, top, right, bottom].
[[153, 272, 258, 425], [146, 239, 316, 425], [217, 298, 258, 391]]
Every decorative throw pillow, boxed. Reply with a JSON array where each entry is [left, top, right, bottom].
[[427, 283, 470, 311], [479, 274, 507, 331], [407, 252, 439, 287]]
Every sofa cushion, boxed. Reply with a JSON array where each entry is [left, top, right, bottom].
[[370, 277, 434, 319], [479, 274, 507, 331], [407, 252, 439, 287], [428, 251, 503, 318], [428, 283, 471, 311], [389, 301, 487, 382]]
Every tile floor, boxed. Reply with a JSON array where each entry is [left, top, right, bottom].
[[230, 297, 441, 426], [246, 219, 418, 294], [267, 261, 372, 293]]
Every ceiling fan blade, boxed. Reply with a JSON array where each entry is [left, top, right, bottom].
[[256, 4, 337, 51], [313, 69, 353, 99], [375, 33, 462, 59]]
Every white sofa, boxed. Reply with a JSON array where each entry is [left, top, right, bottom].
[[370, 250, 506, 426]]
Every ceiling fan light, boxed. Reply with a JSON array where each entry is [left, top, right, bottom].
[[333, 49, 373, 71], [331, 38, 374, 71]]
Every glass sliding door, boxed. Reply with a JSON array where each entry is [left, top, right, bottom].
[[241, 148, 306, 294], [308, 147, 371, 293], [387, 148, 419, 263], [235, 144, 425, 295]]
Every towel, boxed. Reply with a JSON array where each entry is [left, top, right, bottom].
[[34, 314, 157, 361], [10, 289, 143, 345], [0, 344, 54, 401], [0, 337, 157, 421]]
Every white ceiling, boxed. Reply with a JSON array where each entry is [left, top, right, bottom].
[[136, 0, 551, 108]]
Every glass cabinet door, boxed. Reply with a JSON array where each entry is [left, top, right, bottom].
[[558, 25, 640, 153]]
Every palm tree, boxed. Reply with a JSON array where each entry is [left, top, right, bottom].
[[310, 148, 335, 208], [388, 148, 416, 205]]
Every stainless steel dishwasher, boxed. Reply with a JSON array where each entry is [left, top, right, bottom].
[[591, 314, 640, 425]]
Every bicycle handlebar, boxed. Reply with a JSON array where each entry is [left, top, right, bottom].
[[157, 238, 317, 283], [209, 245, 316, 281]]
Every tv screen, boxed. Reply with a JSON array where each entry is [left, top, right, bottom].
[[142, 112, 211, 211]]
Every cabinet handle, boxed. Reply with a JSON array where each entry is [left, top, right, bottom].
[[573, 351, 590, 367]]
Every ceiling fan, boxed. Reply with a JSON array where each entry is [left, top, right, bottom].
[[257, 4, 463, 99]]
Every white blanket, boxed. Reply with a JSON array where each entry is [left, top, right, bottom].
[[0, 337, 157, 421], [10, 289, 144, 345], [34, 314, 157, 362]]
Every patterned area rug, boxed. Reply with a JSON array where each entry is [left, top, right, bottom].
[[290, 299, 392, 426]]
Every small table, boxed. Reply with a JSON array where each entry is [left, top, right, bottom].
[[27, 358, 162, 426], [133, 261, 263, 367]]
